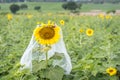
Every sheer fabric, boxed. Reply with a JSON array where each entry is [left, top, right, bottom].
[[20, 27, 72, 74]]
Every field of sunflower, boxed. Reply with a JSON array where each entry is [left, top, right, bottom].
[[0, 2, 120, 80]]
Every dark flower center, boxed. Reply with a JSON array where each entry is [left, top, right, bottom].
[[109, 69, 113, 73], [39, 27, 55, 39]]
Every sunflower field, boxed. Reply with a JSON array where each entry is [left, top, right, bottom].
[[0, 2, 120, 80]]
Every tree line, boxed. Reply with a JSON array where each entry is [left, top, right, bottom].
[[0, 0, 120, 3]]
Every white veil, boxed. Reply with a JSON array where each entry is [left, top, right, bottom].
[[20, 26, 72, 74]]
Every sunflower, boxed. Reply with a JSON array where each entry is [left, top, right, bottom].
[[34, 23, 60, 45], [79, 29, 84, 33], [86, 29, 94, 36], [106, 67, 117, 76], [7, 14, 12, 20], [105, 14, 112, 20], [27, 14, 33, 19], [98, 13, 104, 19], [60, 20, 65, 25]]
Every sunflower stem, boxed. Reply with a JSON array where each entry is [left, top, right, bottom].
[[45, 51, 48, 68], [45, 45, 49, 68]]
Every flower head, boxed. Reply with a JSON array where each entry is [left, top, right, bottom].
[[60, 20, 65, 25], [106, 67, 117, 76], [34, 22, 60, 45], [105, 14, 112, 20], [98, 13, 105, 19], [27, 14, 33, 19], [7, 14, 12, 20], [86, 29, 94, 36], [79, 29, 84, 33]]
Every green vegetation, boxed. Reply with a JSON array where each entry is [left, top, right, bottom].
[[20, 4, 28, 9], [62, 1, 80, 10], [0, 2, 120, 13], [0, 2, 120, 80], [81, 3, 120, 12], [62, 1, 82, 13], [9, 4, 20, 14], [34, 6, 41, 11]]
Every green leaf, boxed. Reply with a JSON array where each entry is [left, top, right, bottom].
[[47, 66, 64, 80], [32, 60, 46, 72], [110, 76, 118, 80], [23, 74, 37, 80], [91, 70, 98, 76], [51, 52, 64, 60], [92, 53, 107, 58]]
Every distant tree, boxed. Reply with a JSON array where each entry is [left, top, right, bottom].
[[63, 0, 67, 1], [92, 0, 104, 4], [62, 1, 78, 10], [19, 0, 24, 2], [62, 3, 67, 10], [10, 4, 20, 14], [20, 4, 28, 9], [0, 0, 6, 3], [111, 0, 120, 3], [62, 1, 82, 13], [34, 6, 41, 11]]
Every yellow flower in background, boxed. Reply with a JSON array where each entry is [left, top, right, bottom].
[[34, 22, 60, 45], [7, 14, 12, 20], [98, 13, 104, 19], [105, 14, 112, 20], [106, 67, 117, 76], [27, 14, 33, 19], [86, 29, 94, 36], [60, 20, 65, 25], [79, 29, 84, 33]]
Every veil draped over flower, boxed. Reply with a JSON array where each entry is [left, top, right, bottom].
[[20, 26, 72, 74]]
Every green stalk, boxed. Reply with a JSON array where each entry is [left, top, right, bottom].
[[45, 50, 48, 67], [44, 45, 51, 68]]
